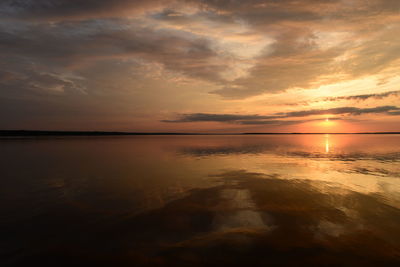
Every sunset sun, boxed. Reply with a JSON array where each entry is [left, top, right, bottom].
[[322, 117, 334, 126]]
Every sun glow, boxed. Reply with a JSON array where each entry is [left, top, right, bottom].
[[320, 116, 336, 129]]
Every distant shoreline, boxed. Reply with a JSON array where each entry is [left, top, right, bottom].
[[1, 130, 400, 136]]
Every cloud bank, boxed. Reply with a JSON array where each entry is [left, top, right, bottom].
[[322, 90, 400, 102], [163, 106, 400, 125]]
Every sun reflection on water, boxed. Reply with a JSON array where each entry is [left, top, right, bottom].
[[325, 134, 330, 153]]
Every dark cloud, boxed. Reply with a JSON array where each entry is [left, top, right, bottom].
[[238, 118, 343, 125], [163, 106, 400, 125], [0, 19, 227, 100], [163, 116, 342, 126], [161, 113, 277, 123], [0, 0, 175, 21], [292, 90, 400, 106], [195, 0, 341, 28], [0, 20, 221, 75], [161, 113, 315, 125], [196, 0, 400, 27], [322, 90, 400, 102], [4, 0, 397, 24], [279, 106, 400, 118]]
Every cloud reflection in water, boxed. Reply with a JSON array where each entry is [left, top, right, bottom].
[[1, 135, 400, 266]]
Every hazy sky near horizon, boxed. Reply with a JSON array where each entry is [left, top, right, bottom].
[[0, 0, 399, 132]]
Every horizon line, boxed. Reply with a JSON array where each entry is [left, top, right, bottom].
[[1, 130, 400, 136]]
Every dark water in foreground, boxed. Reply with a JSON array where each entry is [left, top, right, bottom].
[[1, 135, 400, 266]]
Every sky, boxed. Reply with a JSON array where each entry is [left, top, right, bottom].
[[0, 0, 399, 133]]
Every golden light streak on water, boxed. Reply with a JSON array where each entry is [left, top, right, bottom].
[[325, 134, 330, 153]]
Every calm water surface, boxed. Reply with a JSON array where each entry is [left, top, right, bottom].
[[1, 135, 400, 266]]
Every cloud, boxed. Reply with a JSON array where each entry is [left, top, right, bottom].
[[0, 18, 230, 99], [162, 106, 400, 125], [161, 113, 276, 123], [162, 114, 335, 126], [1, 0, 400, 130], [212, 23, 400, 98], [279, 106, 400, 117], [235, 119, 338, 126], [212, 40, 345, 98], [0, 0, 176, 21], [200, 0, 400, 98], [292, 90, 400, 106], [2, 0, 400, 100], [321, 90, 400, 102]]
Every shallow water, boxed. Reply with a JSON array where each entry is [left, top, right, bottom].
[[1, 134, 400, 266]]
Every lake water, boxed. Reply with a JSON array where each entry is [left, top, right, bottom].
[[1, 134, 400, 266]]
